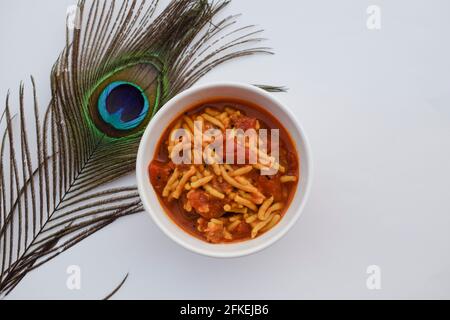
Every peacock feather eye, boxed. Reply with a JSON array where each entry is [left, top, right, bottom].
[[86, 61, 163, 138], [97, 81, 149, 131]]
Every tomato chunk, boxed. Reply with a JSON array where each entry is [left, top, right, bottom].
[[187, 190, 225, 219], [232, 222, 251, 239], [257, 175, 283, 201], [231, 115, 257, 131], [149, 161, 174, 193]]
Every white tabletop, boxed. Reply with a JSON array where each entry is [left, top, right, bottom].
[[1, 0, 450, 299]]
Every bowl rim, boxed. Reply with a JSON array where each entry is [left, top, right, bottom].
[[136, 82, 313, 258]]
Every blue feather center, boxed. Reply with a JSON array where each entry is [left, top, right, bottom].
[[98, 81, 149, 131]]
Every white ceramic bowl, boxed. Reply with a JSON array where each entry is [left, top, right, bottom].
[[136, 83, 313, 258]]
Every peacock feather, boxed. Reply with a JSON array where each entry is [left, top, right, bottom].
[[0, 0, 282, 297]]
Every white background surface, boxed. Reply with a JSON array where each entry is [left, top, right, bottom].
[[1, 0, 450, 299]]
